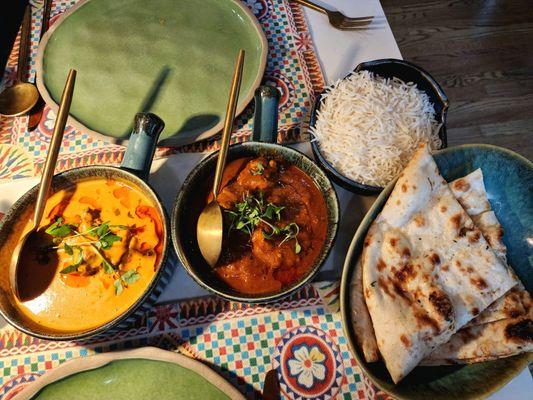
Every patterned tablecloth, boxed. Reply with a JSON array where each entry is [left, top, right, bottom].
[[0, 283, 394, 399], [0, 0, 324, 179], [0, 0, 392, 399]]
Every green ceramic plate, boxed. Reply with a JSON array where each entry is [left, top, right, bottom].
[[340, 144, 533, 399], [17, 347, 245, 400], [36, 0, 266, 146]]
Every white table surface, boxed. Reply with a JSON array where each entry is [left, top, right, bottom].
[[0, 0, 530, 397]]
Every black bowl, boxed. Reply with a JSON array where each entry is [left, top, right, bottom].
[[171, 141, 339, 303], [310, 58, 449, 195]]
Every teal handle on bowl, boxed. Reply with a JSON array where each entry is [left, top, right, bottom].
[[252, 86, 280, 143], [121, 113, 165, 180]]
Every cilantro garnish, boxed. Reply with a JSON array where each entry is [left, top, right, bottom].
[[250, 161, 265, 175], [226, 193, 302, 254], [45, 217, 73, 238], [114, 270, 141, 295]]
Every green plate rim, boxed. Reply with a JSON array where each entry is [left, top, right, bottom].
[[16, 346, 246, 399], [339, 143, 532, 400], [35, 0, 267, 147]]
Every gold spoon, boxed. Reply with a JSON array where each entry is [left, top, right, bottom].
[[10, 69, 77, 300], [197, 49, 245, 267], [0, 5, 40, 117]]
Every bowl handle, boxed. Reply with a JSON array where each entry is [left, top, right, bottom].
[[252, 86, 280, 143], [121, 113, 165, 180]]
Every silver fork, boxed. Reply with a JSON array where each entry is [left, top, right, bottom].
[[293, 0, 373, 30]]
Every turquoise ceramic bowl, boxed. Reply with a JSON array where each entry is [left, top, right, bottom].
[[340, 144, 532, 399], [0, 114, 173, 341], [171, 87, 339, 303]]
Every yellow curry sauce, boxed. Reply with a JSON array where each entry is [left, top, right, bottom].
[[0, 178, 163, 333]]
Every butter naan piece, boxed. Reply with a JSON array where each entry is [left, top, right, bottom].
[[362, 145, 518, 383], [350, 260, 379, 362], [449, 169, 528, 327], [422, 293, 532, 365], [449, 169, 506, 262]]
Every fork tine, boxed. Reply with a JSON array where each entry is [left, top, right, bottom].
[[342, 16, 374, 24], [337, 18, 373, 29]]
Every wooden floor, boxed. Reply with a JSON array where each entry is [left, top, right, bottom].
[[381, 0, 533, 160]]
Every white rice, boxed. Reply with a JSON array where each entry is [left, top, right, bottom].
[[310, 70, 441, 187]]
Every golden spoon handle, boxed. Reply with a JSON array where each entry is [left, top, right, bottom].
[[33, 69, 76, 229], [16, 5, 32, 83], [292, 0, 327, 15], [212, 49, 245, 199]]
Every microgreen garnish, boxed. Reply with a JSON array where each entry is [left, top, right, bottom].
[[63, 242, 74, 255], [114, 270, 141, 295], [60, 246, 83, 274], [45, 217, 73, 238], [226, 193, 302, 254], [44, 218, 129, 278], [250, 161, 265, 175]]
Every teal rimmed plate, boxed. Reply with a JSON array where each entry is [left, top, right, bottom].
[[36, 0, 267, 146], [340, 144, 532, 399], [15, 347, 245, 400]]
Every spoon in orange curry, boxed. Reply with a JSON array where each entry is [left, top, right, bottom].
[[9, 69, 77, 300], [197, 49, 245, 267]]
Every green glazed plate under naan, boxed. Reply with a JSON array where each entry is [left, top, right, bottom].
[[36, 0, 266, 146], [340, 144, 532, 399]]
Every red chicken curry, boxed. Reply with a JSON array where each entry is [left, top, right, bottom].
[[212, 157, 328, 294]]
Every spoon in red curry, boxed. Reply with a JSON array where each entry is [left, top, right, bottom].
[[197, 49, 245, 267], [9, 69, 77, 301]]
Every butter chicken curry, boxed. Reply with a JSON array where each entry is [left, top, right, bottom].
[[213, 157, 328, 295], [0, 178, 163, 332]]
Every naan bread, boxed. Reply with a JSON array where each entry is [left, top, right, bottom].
[[449, 169, 527, 327], [449, 170, 506, 262], [422, 296, 532, 365], [362, 145, 518, 382], [350, 260, 379, 362]]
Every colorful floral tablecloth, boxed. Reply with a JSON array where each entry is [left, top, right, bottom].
[[0, 282, 394, 399], [0, 0, 324, 179]]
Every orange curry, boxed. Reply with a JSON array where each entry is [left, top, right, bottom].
[[213, 157, 328, 294], [0, 178, 163, 333]]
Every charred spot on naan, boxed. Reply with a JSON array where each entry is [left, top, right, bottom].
[[377, 258, 387, 271], [470, 277, 488, 290], [428, 253, 440, 266], [452, 178, 471, 192], [400, 334, 412, 348], [429, 291, 454, 322], [414, 214, 425, 227], [504, 319, 533, 343], [393, 262, 417, 283]]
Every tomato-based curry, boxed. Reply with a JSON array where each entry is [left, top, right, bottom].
[[212, 157, 328, 294], [0, 178, 163, 333]]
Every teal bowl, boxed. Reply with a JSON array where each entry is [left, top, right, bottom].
[[171, 86, 340, 303], [340, 144, 532, 399], [171, 141, 339, 303]]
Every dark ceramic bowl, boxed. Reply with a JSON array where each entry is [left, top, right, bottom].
[[0, 114, 173, 340], [171, 87, 339, 303], [340, 144, 533, 399], [310, 58, 449, 195]]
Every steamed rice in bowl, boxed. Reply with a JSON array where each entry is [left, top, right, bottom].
[[310, 70, 442, 187]]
